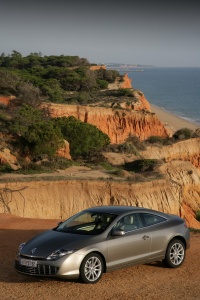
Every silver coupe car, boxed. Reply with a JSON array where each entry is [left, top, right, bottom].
[[15, 206, 190, 284]]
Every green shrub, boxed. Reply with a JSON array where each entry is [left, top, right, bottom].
[[40, 78, 64, 103], [105, 142, 140, 156], [112, 169, 127, 177], [124, 159, 163, 173], [96, 79, 108, 89], [75, 92, 90, 104], [173, 128, 193, 140], [53, 116, 110, 158], [10, 104, 64, 157], [118, 142, 140, 156], [98, 162, 115, 171], [0, 164, 13, 173], [125, 135, 146, 151], [18, 157, 75, 174], [146, 136, 165, 144], [118, 88, 133, 97], [196, 210, 200, 222]]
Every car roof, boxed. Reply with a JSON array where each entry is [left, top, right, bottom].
[[85, 206, 149, 215], [84, 206, 173, 219]]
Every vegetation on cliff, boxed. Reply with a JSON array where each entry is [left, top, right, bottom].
[[0, 51, 200, 179], [0, 51, 119, 104]]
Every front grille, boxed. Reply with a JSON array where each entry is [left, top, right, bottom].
[[20, 254, 44, 260], [15, 261, 59, 276]]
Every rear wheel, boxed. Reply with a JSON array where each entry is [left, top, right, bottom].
[[164, 239, 185, 268], [80, 253, 104, 284]]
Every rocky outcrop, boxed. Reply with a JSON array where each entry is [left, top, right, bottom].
[[56, 140, 71, 160], [159, 160, 200, 228], [89, 65, 106, 71], [117, 90, 151, 112], [48, 104, 169, 143], [108, 73, 132, 89], [0, 148, 21, 170], [141, 138, 200, 169], [0, 160, 199, 228], [132, 91, 151, 111], [0, 95, 15, 106]]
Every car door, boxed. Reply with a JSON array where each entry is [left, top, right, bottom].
[[139, 213, 169, 260], [106, 213, 152, 270]]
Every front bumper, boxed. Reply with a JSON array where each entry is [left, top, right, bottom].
[[15, 252, 84, 279], [15, 260, 59, 276]]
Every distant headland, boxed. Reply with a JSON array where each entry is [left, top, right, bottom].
[[105, 63, 156, 71]]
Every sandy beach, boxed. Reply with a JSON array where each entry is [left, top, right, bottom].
[[151, 104, 199, 134]]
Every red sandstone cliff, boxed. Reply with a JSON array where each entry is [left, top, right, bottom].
[[46, 72, 161, 142], [0, 73, 164, 143], [48, 104, 168, 143], [108, 73, 132, 89]]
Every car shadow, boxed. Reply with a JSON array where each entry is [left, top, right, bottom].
[[145, 261, 165, 268]]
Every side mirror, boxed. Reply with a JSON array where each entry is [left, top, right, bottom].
[[111, 229, 125, 236]]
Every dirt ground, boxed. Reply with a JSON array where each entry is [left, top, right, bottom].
[[0, 213, 200, 300]]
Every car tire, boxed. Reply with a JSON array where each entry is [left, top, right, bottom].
[[164, 239, 185, 268], [80, 253, 104, 284]]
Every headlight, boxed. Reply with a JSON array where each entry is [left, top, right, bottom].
[[46, 249, 76, 261], [19, 242, 26, 252]]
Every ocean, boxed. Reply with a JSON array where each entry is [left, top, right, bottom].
[[120, 68, 200, 126]]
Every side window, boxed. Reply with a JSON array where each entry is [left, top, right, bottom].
[[140, 213, 166, 227], [114, 214, 142, 232]]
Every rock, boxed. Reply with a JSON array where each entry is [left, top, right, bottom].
[[89, 65, 106, 71], [56, 140, 71, 160], [0, 95, 15, 106], [0, 148, 21, 170], [108, 73, 132, 89]]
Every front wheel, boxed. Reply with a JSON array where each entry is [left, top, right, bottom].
[[164, 239, 185, 268], [80, 253, 104, 284]]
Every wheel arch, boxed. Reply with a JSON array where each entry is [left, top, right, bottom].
[[80, 251, 107, 273], [165, 235, 186, 254]]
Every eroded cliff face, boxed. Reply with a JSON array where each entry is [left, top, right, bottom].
[[0, 161, 199, 228], [160, 161, 200, 228], [119, 90, 151, 111], [0, 73, 166, 143], [108, 73, 132, 89], [141, 138, 200, 169], [56, 140, 71, 160], [49, 104, 168, 143]]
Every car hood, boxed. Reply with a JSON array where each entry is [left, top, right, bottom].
[[20, 229, 96, 258]]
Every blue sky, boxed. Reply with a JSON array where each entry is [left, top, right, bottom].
[[0, 0, 200, 67]]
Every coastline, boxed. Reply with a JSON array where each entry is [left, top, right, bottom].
[[151, 104, 199, 134]]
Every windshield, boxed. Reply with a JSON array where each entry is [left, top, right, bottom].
[[56, 211, 117, 235]]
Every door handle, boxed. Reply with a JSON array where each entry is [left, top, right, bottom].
[[142, 235, 150, 240]]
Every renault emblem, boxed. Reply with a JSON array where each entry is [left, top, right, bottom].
[[31, 248, 37, 254]]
